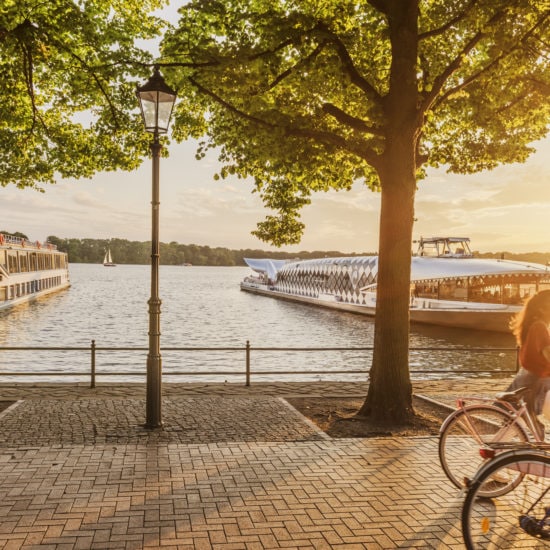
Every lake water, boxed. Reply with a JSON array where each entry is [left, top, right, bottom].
[[0, 263, 517, 382]]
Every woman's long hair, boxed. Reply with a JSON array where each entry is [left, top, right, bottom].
[[510, 289, 550, 346]]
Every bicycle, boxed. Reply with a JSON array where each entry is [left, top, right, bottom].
[[462, 448, 550, 549], [439, 386, 545, 498]]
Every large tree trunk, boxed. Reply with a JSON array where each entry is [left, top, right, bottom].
[[358, 0, 419, 424], [359, 159, 416, 423]]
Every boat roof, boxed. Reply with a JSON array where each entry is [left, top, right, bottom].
[[244, 255, 550, 285], [410, 256, 549, 282], [243, 258, 288, 281], [418, 237, 470, 243]]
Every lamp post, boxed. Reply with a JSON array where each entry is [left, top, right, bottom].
[[136, 66, 177, 428]]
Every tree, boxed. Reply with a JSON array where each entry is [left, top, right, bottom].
[[1, 230, 28, 240], [161, 0, 550, 423], [0, 0, 168, 189]]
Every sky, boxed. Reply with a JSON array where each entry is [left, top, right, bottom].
[[1, 2, 549, 255]]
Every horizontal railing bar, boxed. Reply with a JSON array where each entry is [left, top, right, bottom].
[[250, 346, 516, 352], [0, 372, 90, 376], [0, 369, 516, 377], [409, 369, 516, 374], [0, 347, 93, 351], [0, 346, 517, 352]]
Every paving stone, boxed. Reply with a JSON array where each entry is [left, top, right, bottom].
[[0, 380, 512, 548]]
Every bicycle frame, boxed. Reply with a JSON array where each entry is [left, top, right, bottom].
[[452, 395, 544, 446]]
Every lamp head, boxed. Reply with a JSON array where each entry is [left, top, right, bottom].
[[136, 66, 177, 134]]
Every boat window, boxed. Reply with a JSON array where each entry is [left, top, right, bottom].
[[7, 253, 18, 273], [19, 253, 28, 273]]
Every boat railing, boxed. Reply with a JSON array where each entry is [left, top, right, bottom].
[[0, 233, 57, 251], [0, 340, 520, 388]]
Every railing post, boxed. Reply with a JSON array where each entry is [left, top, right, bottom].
[[245, 340, 251, 386], [91, 339, 96, 388]]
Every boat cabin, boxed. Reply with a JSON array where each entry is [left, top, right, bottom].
[[411, 237, 550, 305], [415, 237, 473, 258]]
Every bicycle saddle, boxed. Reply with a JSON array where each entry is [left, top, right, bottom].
[[494, 386, 532, 403]]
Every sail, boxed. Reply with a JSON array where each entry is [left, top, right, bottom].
[[103, 248, 115, 266]]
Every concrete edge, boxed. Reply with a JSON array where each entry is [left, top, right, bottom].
[[0, 400, 23, 421], [413, 393, 456, 415], [278, 397, 332, 440]]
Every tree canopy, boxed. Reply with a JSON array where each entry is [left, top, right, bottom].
[[161, 0, 550, 245], [160, 0, 550, 422], [0, 0, 167, 189]]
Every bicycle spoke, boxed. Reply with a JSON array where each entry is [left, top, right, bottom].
[[463, 452, 550, 549]]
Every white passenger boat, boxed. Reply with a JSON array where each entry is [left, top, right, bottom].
[[0, 233, 70, 311], [240, 237, 550, 332]]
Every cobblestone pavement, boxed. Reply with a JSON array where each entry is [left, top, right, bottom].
[[0, 380, 512, 549]]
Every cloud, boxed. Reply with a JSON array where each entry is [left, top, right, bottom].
[[72, 191, 108, 210]]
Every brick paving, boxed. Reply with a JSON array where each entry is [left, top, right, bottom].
[[0, 380, 512, 549]]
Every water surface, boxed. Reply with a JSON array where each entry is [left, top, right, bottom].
[[0, 264, 516, 382]]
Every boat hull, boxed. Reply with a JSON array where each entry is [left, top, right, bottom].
[[0, 280, 71, 311], [240, 282, 516, 333]]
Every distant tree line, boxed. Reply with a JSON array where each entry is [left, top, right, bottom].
[[475, 251, 550, 267], [3, 231, 549, 267], [42, 236, 373, 266]]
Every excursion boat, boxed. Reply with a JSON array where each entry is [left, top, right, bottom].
[[240, 237, 550, 332], [0, 233, 70, 311]]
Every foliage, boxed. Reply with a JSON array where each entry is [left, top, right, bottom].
[[0, 0, 168, 189], [162, 0, 550, 245], [45, 235, 375, 265], [0, 230, 28, 240]]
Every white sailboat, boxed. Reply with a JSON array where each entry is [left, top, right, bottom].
[[103, 248, 116, 267]]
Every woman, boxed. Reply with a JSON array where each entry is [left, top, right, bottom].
[[506, 289, 550, 433]]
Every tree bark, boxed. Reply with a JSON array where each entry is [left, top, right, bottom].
[[359, 158, 416, 423]]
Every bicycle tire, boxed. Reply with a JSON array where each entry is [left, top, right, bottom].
[[462, 450, 550, 549], [439, 404, 529, 498]]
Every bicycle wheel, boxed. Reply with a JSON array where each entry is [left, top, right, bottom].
[[462, 450, 550, 549], [439, 404, 529, 497]]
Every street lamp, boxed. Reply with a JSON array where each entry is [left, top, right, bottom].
[[136, 66, 177, 428]]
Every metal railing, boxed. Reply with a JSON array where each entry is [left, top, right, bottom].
[[0, 340, 519, 388]]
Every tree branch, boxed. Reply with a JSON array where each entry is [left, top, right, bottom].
[[367, 0, 389, 14], [40, 29, 124, 128], [248, 36, 297, 61], [189, 76, 278, 128], [189, 77, 381, 168], [286, 125, 381, 166], [266, 41, 326, 91], [419, 0, 479, 40], [420, 9, 506, 114], [431, 50, 504, 111], [315, 22, 383, 105], [524, 77, 550, 96], [429, 12, 549, 113], [322, 103, 385, 136]]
